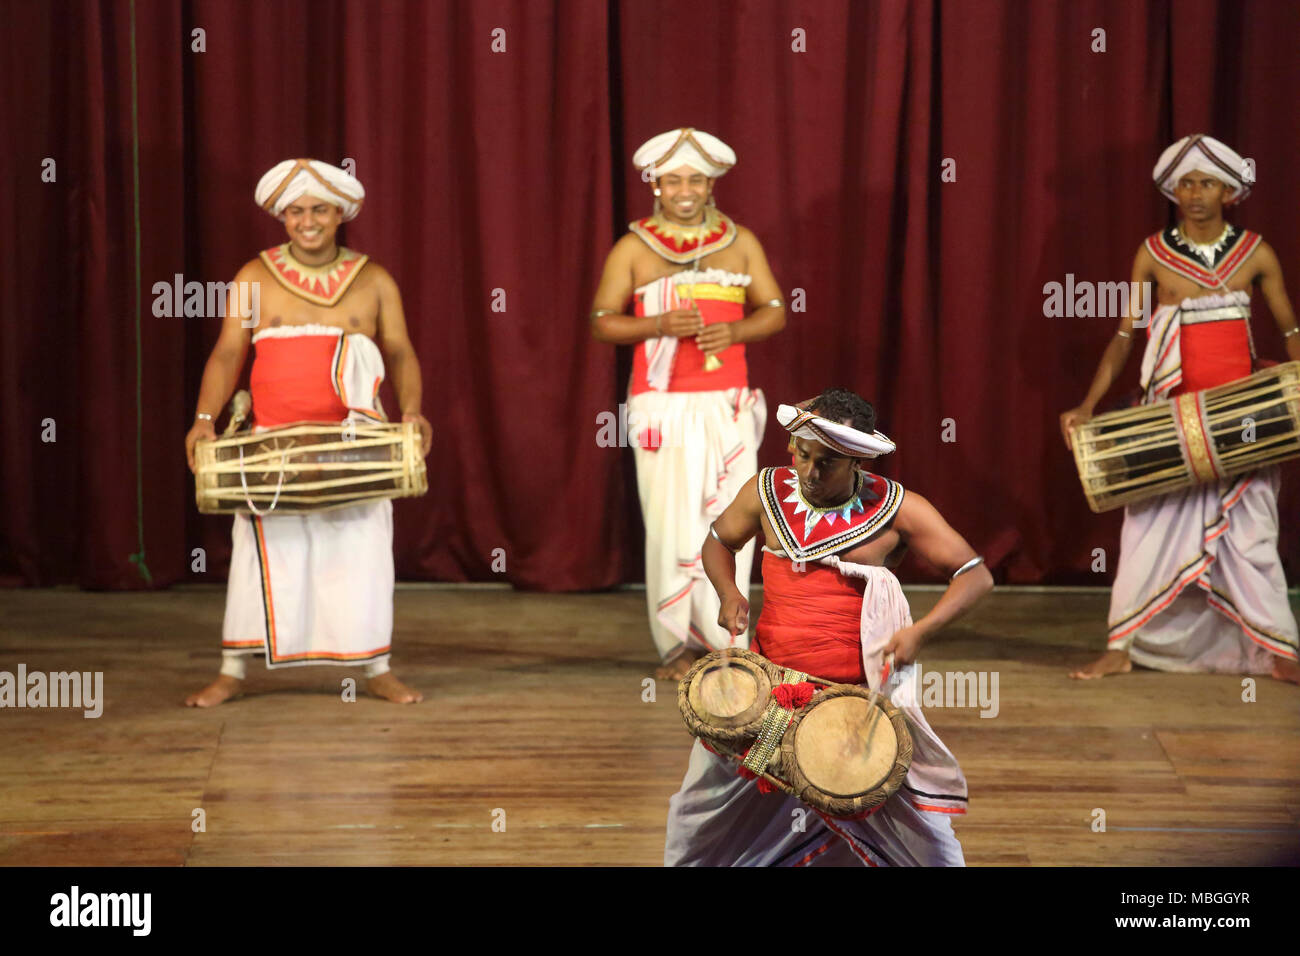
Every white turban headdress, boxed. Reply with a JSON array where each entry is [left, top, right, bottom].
[[254, 158, 366, 221], [1153, 134, 1251, 205], [633, 128, 736, 179], [777, 404, 896, 459]]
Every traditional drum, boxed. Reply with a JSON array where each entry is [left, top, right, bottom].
[[195, 421, 427, 515], [678, 648, 912, 819], [1071, 361, 1300, 513]]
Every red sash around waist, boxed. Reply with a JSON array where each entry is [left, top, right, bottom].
[[631, 294, 748, 393], [249, 335, 350, 427], [753, 552, 866, 684], [1173, 321, 1253, 395]]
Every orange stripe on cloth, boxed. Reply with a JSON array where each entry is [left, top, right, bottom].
[[793, 838, 836, 867], [267, 646, 392, 663], [1199, 581, 1298, 660], [754, 553, 866, 684], [334, 335, 350, 402], [252, 517, 278, 656], [1108, 553, 1213, 645], [816, 813, 877, 866], [910, 802, 967, 815]]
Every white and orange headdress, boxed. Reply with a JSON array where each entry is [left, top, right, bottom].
[[777, 404, 896, 458], [633, 128, 736, 179], [254, 158, 366, 221], [1153, 134, 1251, 205]]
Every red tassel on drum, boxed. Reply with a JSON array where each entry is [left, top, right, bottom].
[[735, 747, 778, 794], [772, 681, 816, 710], [736, 747, 758, 780]]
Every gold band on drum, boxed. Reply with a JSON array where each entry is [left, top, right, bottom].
[[1173, 391, 1225, 484], [194, 420, 428, 515]]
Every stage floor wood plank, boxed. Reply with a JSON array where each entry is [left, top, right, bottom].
[[1, 587, 1297, 866]]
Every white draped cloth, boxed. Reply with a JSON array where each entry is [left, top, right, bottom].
[[630, 388, 765, 662], [665, 558, 967, 866], [1107, 468, 1297, 670], [637, 269, 751, 392], [1108, 310, 1298, 669]]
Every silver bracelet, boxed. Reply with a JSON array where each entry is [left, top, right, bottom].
[[1286, 327, 1299, 339], [1116, 330, 1132, 339], [950, 555, 984, 581], [709, 523, 738, 554], [764, 298, 784, 308], [195, 413, 214, 422], [590, 308, 616, 320]]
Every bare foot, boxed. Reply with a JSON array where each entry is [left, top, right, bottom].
[[1271, 656, 1300, 686], [655, 648, 704, 681], [367, 672, 423, 703], [185, 675, 243, 707], [1069, 649, 1132, 680]]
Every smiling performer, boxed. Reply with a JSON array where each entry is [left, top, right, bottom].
[[590, 128, 786, 680], [183, 158, 432, 707], [1061, 135, 1300, 683], [664, 388, 994, 866]]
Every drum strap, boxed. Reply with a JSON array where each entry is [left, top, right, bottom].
[[238, 446, 290, 515], [741, 667, 810, 776]]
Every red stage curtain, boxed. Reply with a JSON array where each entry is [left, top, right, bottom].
[[2, 0, 1297, 590]]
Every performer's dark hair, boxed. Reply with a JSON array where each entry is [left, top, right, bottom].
[[811, 387, 876, 433]]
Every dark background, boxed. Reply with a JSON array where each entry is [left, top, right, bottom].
[[2, 0, 1297, 591]]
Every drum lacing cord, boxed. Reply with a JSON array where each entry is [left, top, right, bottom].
[[740, 668, 812, 776], [237, 447, 289, 515]]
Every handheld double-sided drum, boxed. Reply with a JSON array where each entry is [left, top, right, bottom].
[[678, 648, 912, 819]]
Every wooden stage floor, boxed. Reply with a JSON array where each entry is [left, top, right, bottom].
[[2, 586, 1298, 866]]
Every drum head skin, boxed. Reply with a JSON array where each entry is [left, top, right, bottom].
[[687, 656, 770, 729], [793, 695, 897, 798]]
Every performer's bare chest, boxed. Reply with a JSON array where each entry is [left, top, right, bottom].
[[632, 246, 749, 289], [259, 282, 380, 339], [1153, 260, 1257, 306]]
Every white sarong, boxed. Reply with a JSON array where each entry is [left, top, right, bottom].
[[221, 326, 395, 670], [665, 561, 967, 866], [629, 387, 765, 663], [1108, 469, 1298, 670]]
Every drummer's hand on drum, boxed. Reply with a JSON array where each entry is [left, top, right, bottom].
[[403, 412, 433, 458], [883, 624, 926, 667], [718, 593, 750, 638], [185, 419, 216, 474], [659, 308, 704, 338], [1058, 405, 1093, 451]]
